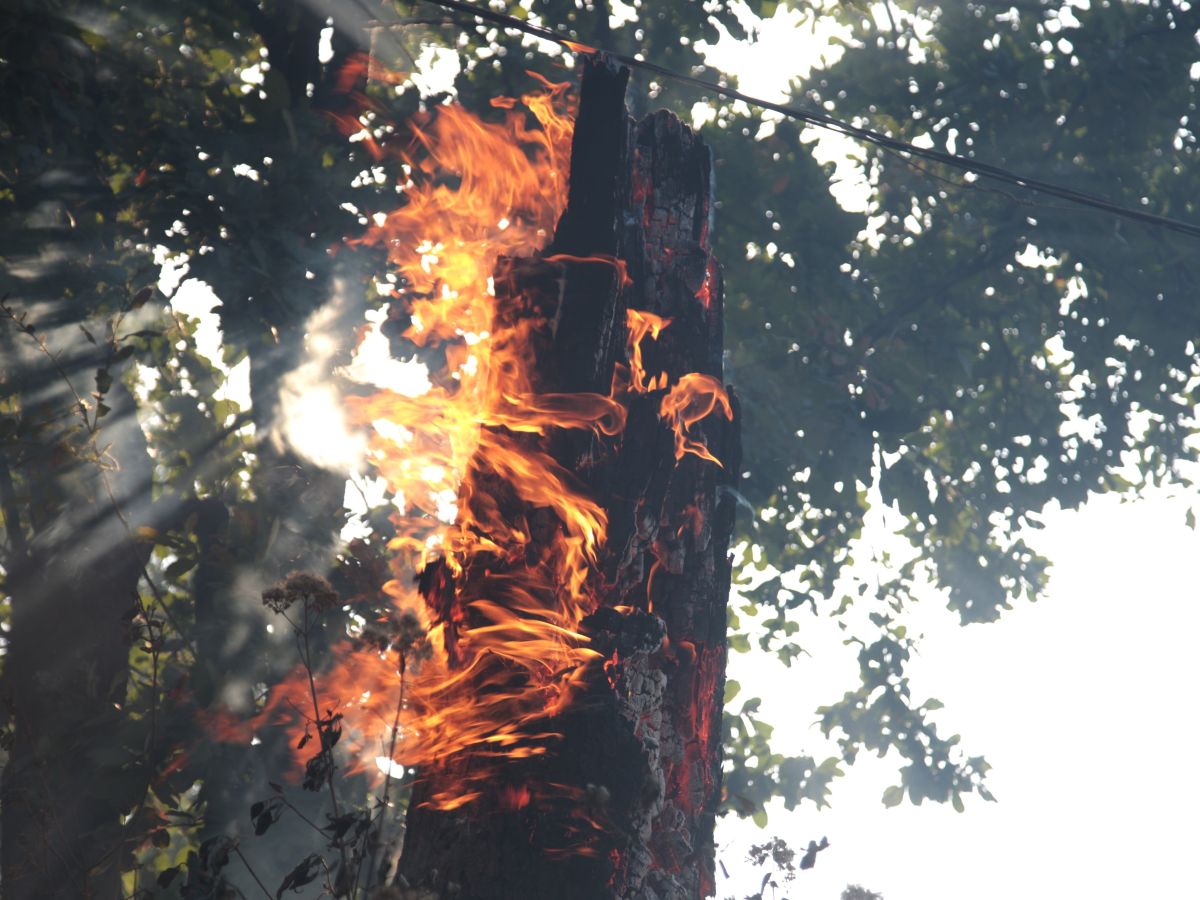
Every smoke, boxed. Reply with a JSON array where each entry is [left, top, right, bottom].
[[273, 279, 369, 474]]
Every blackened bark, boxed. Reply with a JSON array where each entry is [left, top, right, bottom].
[[397, 59, 739, 899]]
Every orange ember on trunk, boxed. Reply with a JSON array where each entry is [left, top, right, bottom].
[[207, 73, 732, 822]]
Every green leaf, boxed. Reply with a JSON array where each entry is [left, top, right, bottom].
[[882, 785, 904, 808], [212, 398, 240, 424], [724, 679, 741, 704], [165, 556, 196, 579], [208, 48, 234, 71], [751, 808, 768, 829]]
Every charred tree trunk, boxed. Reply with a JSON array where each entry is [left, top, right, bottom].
[[397, 59, 739, 900]]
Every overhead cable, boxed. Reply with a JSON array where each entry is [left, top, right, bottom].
[[413, 0, 1200, 240]]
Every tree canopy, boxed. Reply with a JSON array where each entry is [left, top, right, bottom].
[[2, 0, 1198, 895]]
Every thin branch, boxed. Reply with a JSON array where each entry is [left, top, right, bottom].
[[0, 447, 29, 562], [362, 654, 407, 894], [233, 845, 274, 900], [281, 795, 329, 838], [298, 601, 352, 877]]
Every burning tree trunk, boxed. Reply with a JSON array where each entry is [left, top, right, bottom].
[[396, 58, 740, 900]]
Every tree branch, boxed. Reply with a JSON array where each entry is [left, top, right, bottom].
[[0, 447, 28, 563]]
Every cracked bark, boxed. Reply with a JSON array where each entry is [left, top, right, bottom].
[[396, 58, 739, 900]]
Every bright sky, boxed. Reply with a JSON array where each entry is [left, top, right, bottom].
[[160, 5, 1200, 897], [717, 491, 1200, 900]]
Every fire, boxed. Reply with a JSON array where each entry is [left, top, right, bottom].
[[659, 373, 734, 466], [336, 72, 610, 793], [207, 69, 732, 822], [623, 309, 672, 393]]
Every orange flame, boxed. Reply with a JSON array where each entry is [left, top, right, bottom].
[[208, 70, 733, 821], [624, 309, 672, 394], [544, 253, 633, 289], [659, 373, 734, 466], [622, 309, 733, 463], [340, 75, 614, 795]]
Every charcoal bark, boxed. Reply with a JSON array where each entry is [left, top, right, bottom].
[[397, 58, 739, 900]]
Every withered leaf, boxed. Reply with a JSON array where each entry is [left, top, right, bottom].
[[276, 853, 323, 898]]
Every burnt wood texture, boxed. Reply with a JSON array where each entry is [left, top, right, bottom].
[[397, 58, 740, 900]]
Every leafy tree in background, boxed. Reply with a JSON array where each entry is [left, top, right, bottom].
[[1, 2, 389, 893], [717, 0, 1200, 815], [2, 0, 1200, 895]]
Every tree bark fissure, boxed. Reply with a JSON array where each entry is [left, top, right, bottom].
[[396, 59, 739, 900]]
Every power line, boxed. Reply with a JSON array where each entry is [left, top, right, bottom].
[[414, 0, 1200, 241]]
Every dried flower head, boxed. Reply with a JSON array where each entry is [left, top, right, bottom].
[[261, 586, 290, 614], [261, 571, 341, 614], [358, 608, 430, 665], [389, 609, 430, 659]]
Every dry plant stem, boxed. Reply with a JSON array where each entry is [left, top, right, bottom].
[[233, 845, 273, 900], [299, 601, 351, 876], [281, 796, 327, 837], [148, 628, 159, 756], [0, 449, 30, 560], [362, 655, 407, 894]]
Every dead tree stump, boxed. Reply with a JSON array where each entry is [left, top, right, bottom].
[[397, 58, 740, 900]]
